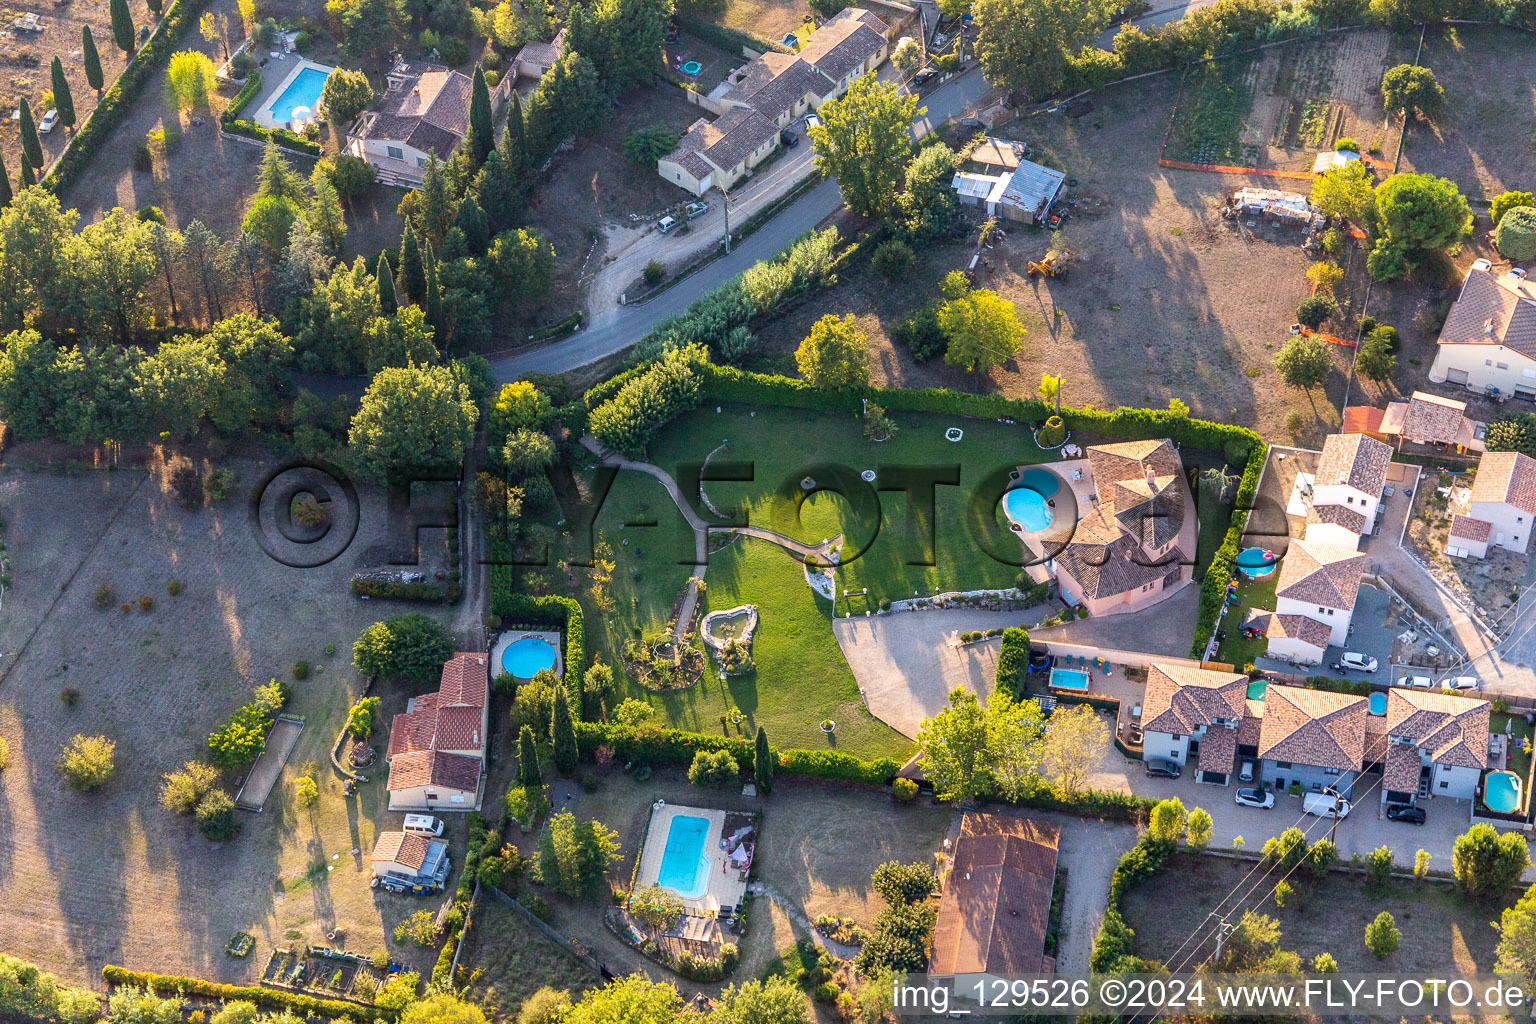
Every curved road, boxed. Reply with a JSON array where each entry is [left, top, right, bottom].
[[489, 66, 993, 382]]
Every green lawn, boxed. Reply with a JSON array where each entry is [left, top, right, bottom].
[[1492, 712, 1534, 780], [1213, 573, 1277, 670]]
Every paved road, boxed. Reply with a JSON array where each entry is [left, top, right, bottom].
[[1095, 0, 1217, 47], [489, 67, 994, 382]]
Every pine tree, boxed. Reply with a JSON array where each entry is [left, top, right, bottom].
[[18, 98, 43, 172], [51, 57, 75, 129], [256, 140, 306, 202], [398, 220, 425, 303], [517, 724, 541, 787], [550, 685, 578, 775], [0, 152, 12, 210], [422, 242, 445, 345], [473, 149, 523, 234], [19, 154, 35, 187], [467, 65, 494, 167], [110, 0, 135, 53], [753, 726, 773, 795], [82, 26, 104, 96], [375, 251, 397, 314]]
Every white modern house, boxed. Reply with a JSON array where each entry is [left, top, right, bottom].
[[1428, 263, 1536, 401], [1460, 450, 1536, 556], [1271, 538, 1367, 650], [1379, 689, 1489, 803], [1138, 664, 1249, 785], [1309, 432, 1391, 534]]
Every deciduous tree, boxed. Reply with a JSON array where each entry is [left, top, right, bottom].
[[972, 0, 1116, 100], [1274, 332, 1331, 391], [915, 686, 991, 803], [1453, 823, 1531, 898], [1310, 161, 1374, 222], [795, 313, 869, 390], [321, 68, 374, 130], [939, 287, 1025, 379], [1381, 63, 1443, 120], [808, 73, 920, 219], [1038, 703, 1107, 796]]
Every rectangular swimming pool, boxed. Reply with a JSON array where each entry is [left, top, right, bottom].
[[656, 813, 711, 899], [264, 65, 332, 125], [1049, 667, 1090, 691]]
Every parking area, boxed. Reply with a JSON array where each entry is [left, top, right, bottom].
[[1252, 584, 1398, 685]]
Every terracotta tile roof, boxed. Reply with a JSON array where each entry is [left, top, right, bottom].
[[1342, 406, 1386, 435], [1449, 514, 1493, 543], [1087, 438, 1189, 547], [1197, 725, 1237, 775], [1400, 391, 1468, 444], [798, 15, 886, 84], [1364, 713, 1390, 763], [439, 653, 488, 708], [1315, 433, 1392, 498], [1470, 451, 1536, 516], [1140, 664, 1248, 735], [666, 108, 779, 179], [1055, 530, 1176, 600], [387, 698, 438, 760], [362, 62, 474, 157], [1437, 267, 1536, 359], [372, 830, 430, 869], [386, 750, 482, 792], [1265, 613, 1332, 651], [515, 27, 565, 69], [434, 704, 485, 753], [1237, 701, 1265, 746], [720, 52, 831, 123], [1258, 685, 1367, 772], [1383, 742, 1424, 793], [1274, 538, 1367, 610], [1385, 689, 1490, 770], [1307, 503, 1367, 535], [930, 812, 1058, 976]]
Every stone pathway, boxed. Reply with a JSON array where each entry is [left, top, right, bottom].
[[749, 881, 862, 960]]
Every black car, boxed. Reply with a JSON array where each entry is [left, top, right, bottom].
[[1145, 759, 1181, 779], [1385, 803, 1426, 825], [780, 129, 798, 147], [913, 68, 937, 86]]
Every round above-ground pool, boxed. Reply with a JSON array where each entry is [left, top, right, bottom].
[[1369, 691, 1387, 715], [1017, 467, 1061, 498], [1236, 546, 1279, 579], [1484, 770, 1524, 814], [1003, 486, 1054, 532], [502, 636, 557, 679]]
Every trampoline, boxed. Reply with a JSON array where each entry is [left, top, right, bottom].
[[680, 59, 702, 74]]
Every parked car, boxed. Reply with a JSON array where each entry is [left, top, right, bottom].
[[403, 813, 445, 836], [1333, 652, 1378, 673], [913, 68, 937, 86], [1446, 675, 1480, 691], [1238, 757, 1256, 783], [780, 128, 798, 146], [656, 215, 678, 235], [805, 113, 822, 129], [683, 200, 708, 220], [1399, 675, 1432, 689], [1235, 787, 1274, 809], [1302, 792, 1351, 818], [38, 108, 58, 134], [1385, 803, 1426, 824], [1145, 759, 1180, 779]]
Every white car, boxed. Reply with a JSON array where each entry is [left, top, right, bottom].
[[1398, 675, 1431, 689], [805, 113, 821, 130], [1336, 652, 1378, 673], [1235, 787, 1274, 809], [1446, 676, 1480, 691], [402, 813, 444, 836], [38, 108, 58, 134], [656, 215, 678, 235]]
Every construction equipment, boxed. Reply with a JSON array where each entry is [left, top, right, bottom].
[[1026, 249, 1072, 279]]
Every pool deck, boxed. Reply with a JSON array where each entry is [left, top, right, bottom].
[[1011, 459, 1093, 583], [489, 629, 563, 681], [636, 802, 749, 914], [252, 57, 338, 129]]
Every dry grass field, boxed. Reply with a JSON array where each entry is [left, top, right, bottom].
[[0, 442, 480, 987]]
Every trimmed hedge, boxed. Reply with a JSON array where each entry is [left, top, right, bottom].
[[101, 966, 391, 1020], [573, 721, 902, 785], [224, 117, 323, 155], [350, 576, 463, 602], [45, 0, 213, 193], [674, 12, 790, 56], [221, 69, 263, 122], [492, 593, 585, 714], [1107, 836, 1174, 904], [995, 627, 1030, 701]]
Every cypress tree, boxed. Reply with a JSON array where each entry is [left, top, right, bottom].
[[467, 65, 494, 167], [110, 0, 135, 53], [146, 0, 162, 15], [754, 725, 773, 795], [18, 98, 43, 172], [375, 251, 397, 315], [398, 220, 425, 304], [83, 26, 104, 96], [0, 152, 11, 210], [550, 685, 578, 775], [500, 91, 530, 175], [51, 57, 75, 129], [422, 243, 445, 345], [517, 724, 541, 787], [456, 195, 489, 254], [19, 154, 35, 188]]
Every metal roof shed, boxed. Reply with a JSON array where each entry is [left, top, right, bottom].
[[952, 172, 997, 201], [998, 159, 1066, 223]]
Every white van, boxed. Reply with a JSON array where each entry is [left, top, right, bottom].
[[1302, 793, 1350, 819], [402, 813, 444, 836]]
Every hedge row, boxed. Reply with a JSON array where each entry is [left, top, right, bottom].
[[573, 721, 902, 784], [674, 12, 790, 56], [101, 966, 391, 1020], [44, 0, 212, 193], [223, 118, 323, 156], [221, 70, 264, 122], [995, 627, 1030, 702], [350, 576, 463, 603], [1189, 438, 1265, 659], [492, 593, 585, 714]]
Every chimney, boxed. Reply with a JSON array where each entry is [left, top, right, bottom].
[[1146, 466, 1156, 486], [1486, 318, 1496, 336]]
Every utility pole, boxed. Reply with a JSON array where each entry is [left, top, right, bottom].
[[719, 185, 732, 254], [1211, 916, 1235, 966], [1327, 786, 1342, 846]]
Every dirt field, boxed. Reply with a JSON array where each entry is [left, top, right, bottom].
[[0, 0, 135, 181], [0, 440, 487, 987], [1121, 854, 1506, 974], [697, 0, 810, 46], [1399, 25, 1536, 203], [1163, 29, 1404, 169]]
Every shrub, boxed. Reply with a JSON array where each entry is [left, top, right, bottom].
[[1495, 207, 1536, 261], [292, 660, 310, 679], [1364, 910, 1400, 958], [589, 347, 706, 458], [206, 467, 236, 500], [995, 626, 1030, 700], [196, 788, 239, 839], [872, 238, 915, 277], [346, 696, 382, 739], [1296, 294, 1339, 330], [1491, 190, 1535, 226], [1334, 137, 1359, 153], [134, 144, 154, 172], [893, 777, 918, 802], [687, 748, 739, 786], [94, 583, 113, 608], [58, 734, 116, 791], [60, 687, 80, 705], [160, 760, 220, 813], [171, 464, 202, 507], [0, 736, 7, 772], [168, 579, 181, 595], [892, 301, 945, 361], [101, 966, 389, 1020], [624, 123, 678, 166], [871, 861, 935, 904], [643, 260, 665, 286], [395, 909, 439, 947]]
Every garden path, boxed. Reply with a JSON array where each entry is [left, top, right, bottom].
[[748, 881, 862, 960]]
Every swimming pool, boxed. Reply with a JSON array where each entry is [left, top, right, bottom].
[[502, 636, 557, 678], [657, 814, 711, 899], [1369, 691, 1387, 716], [1003, 486, 1055, 532], [1236, 547, 1278, 579], [1484, 771, 1523, 814], [1049, 667, 1089, 691], [1247, 680, 1267, 701], [263, 65, 333, 126], [1017, 467, 1060, 497]]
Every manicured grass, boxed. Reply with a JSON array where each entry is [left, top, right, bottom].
[[1492, 712, 1534, 780], [1214, 573, 1277, 670]]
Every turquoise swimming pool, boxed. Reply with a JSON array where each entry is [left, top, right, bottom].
[[1017, 467, 1060, 497], [1485, 771, 1523, 814], [1050, 667, 1089, 691], [502, 636, 556, 679], [1369, 692, 1387, 715], [1004, 486, 1054, 532], [1236, 547, 1278, 579], [265, 66, 332, 125], [657, 814, 710, 899]]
